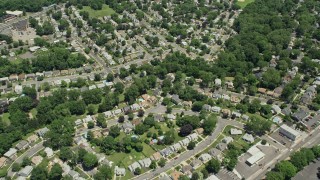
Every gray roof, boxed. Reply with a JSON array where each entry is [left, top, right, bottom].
[[18, 166, 33, 177], [15, 140, 29, 150], [4, 148, 17, 158], [292, 109, 309, 121], [128, 162, 141, 172], [208, 148, 221, 157], [191, 158, 202, 167], [36, 127, 49, 137], [216, 143, 227, 151], [242, 133, 254, 143], [154, 114, 165, 122], [171, 94, 181, 103], [122, 122, 134, 130]]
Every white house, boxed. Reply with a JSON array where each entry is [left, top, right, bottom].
[[199, 153, 212, 162], [230, 128, 242, 135], [115, 166, 126, 176], [242, 133, 254, 143]]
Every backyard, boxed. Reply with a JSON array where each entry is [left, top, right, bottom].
[[236, 0, 255, 8], [81, 4, 115, 18]]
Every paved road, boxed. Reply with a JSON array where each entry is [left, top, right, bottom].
[[249, 127, 320, 180], [133, 118, 243, 180], [7, 141, 44, 177]]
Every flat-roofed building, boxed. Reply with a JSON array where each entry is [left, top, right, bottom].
[[279, 124, 300, 141], [246, 151, 265, 166]]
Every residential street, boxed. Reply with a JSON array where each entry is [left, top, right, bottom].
[[7, 141, 44, 177], [133, 118, 243, 180]]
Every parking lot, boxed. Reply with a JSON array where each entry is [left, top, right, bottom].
[[235, 144, 278, 179], [270, 129, 294, 148], [293, 159, 320, 180]]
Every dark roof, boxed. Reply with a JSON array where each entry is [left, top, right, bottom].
[[292, 109, 309, 121], [12, 20, 28, 31]]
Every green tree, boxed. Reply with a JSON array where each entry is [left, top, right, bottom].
[[206, 158, 221, 174], [158, 158, 166, 167], [87, 104, 96, 115], [83, 153, 98, 169], [12, 163, 21, 172], [202, 115, 217, 135], [265, 171, 284, 180], [109, 126, 120, 138], [59, 147, 73, 162], [187, 141, 196, 150], [22, 157, 32, 167], [290, 151, 308, 171], [94, 165, 113, 180], [275, 161, 297, 179], [149, 160, 157, 169], [31, 166, 48, 180], [23, 87, 37, 99], [246, 117, 271, 135], [312, 146, 320, 158], [96, 114, 107, 128], [49, 163, 63, 180], [87, 121, 94, 129]]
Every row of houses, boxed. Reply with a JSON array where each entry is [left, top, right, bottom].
[[128, 158, 152, 172], [160, 133, 199, 157], [0, 66, 94, 83]]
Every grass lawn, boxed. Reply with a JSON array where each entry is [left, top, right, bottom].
[[0, 165, 9, 177], [30, 108, 37, 118], [142, 143, 156, 157], [223, 125, 243, 140], [81, 4, 115, 18], [236, 0, 255, 8], [115, 132, 127, 141], [1, 113, 10, 125], [108, 150, 146, 167]]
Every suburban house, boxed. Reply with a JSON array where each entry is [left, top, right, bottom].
[[31, 156, 43, 166], [0, 157, 8, 168], [242, 133, 255, 143], [271, 105, 282, 114], [128, 162, 141, 172], [191, 158, 202, 169], [171, 94, 182, 105], [230, 128, 242, 135], [18, 166, 33, 177], [151, 152, 161, 161], [122, 122, 134, 134], [15, 140, 29, 151], [222, 136, 233, 144], [115, 166, 126, 176], [292, 109, 309, 122], [4, 148, 17, 159], [36, 127, 49, 138], [44, 147, 54, 158], [300, 86, 317, 105], [199, 153, 212, 162], [138, 158, 152, 168], [216, 143, 228, 151]]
